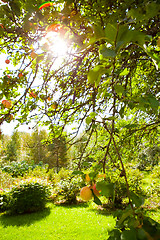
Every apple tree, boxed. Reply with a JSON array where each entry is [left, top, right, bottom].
[[0, 0, 160, 238]]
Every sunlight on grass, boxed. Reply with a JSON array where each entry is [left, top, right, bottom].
[[0, 203, 116, 240]]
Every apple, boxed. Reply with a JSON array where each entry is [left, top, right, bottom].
[[5, 114, 13, 123], [30, 51, 37, 59], [80, 186, 93, 201], [5, 59, 10, 64], [91, 183, 101, 197], [2, 100, 11, 108], [6, 114, 13, 122], [9, 114, 13, 121], [18, 72, 23, 78], [29, 91, 37, 98], [51, 102, 58, 110]]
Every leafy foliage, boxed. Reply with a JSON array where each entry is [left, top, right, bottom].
[[55, 176, 83, 204], [0, 0, 160, 237], [1, 160, 48, 177], [137, 145, 160, 170], [8, 178, 51, 214], [0, 189, 10, 212], [0, 169, 14, 189]]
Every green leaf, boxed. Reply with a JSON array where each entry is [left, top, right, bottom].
[[93, 24, 105, 40], [96, 181, 115, 199], [105, 23, 118, 44], [119, 106, 125, 118], [86, 116, 92, 125], [108, 229, 121, 240], [120, 68, 129, 76], [106, 116, 117, 121], [91, 189, 102, 205], [132, 30, 147, 46], [147, 96, 160, 110], [71, 170, 84, 175], [130, 191, 144, 208], [123, 124, 138, 129], [114, 84, 124, 96], [116, 25, 130, 49], [100, 47, 116, 58], [117, 209, 133, 226], [127, 8, 143, 21], [137, 229, 148, 240], [121, 227, 137, 240], [142, 216, 160, 238], [87, 65, 105, 85], [146, 2, 160, 19], [89, 112, 97, 119]]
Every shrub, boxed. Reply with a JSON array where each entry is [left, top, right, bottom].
[[94, 165, 144, 207], [0, 169, 14, 189], [8, 178, 51, 214], [137, 145, 160, 170], [55, 176, 83, 204], [1, 160, 48, 177], [1, 161, 31, 177], [53, 168, 71, 184], [24, 165, 49, 180], [0, 189, 10, 212], [145, 164, 160, 198]]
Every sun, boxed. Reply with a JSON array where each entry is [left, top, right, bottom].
[[40, 31, 69, 58]]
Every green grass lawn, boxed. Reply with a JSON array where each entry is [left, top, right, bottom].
[[0, 203, 116, 240]]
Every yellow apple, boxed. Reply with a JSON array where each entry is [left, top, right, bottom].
[[80, 186, 93, 201]]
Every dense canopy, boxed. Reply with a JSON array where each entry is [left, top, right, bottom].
[[0, 0, 159, 178], [0, 0, 160, 238]]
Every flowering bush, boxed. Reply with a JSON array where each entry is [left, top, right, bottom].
[[0, 169, 14, 189], [0, 188, 10, 212], [8, 178, 51, 214], [55, 176, 83, 204]]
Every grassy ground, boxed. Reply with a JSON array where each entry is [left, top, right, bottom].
[[0, 203, 116, 240]]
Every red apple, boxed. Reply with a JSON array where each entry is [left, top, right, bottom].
[[29, 91, 37, 98], [51, 102, 58, 110], [2, 100, 12, 108], [91, 183, 101, 197], [5, 59, 10, 64], [18, 73, 23, 78]]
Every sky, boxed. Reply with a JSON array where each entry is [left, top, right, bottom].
[[0, 53, 34, 136], [0, 41, 74, 136]]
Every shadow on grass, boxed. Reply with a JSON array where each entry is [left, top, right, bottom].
[[55, 201, 89, 209], [0, 206, 51, 227], [54, 201, 113, 216]]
